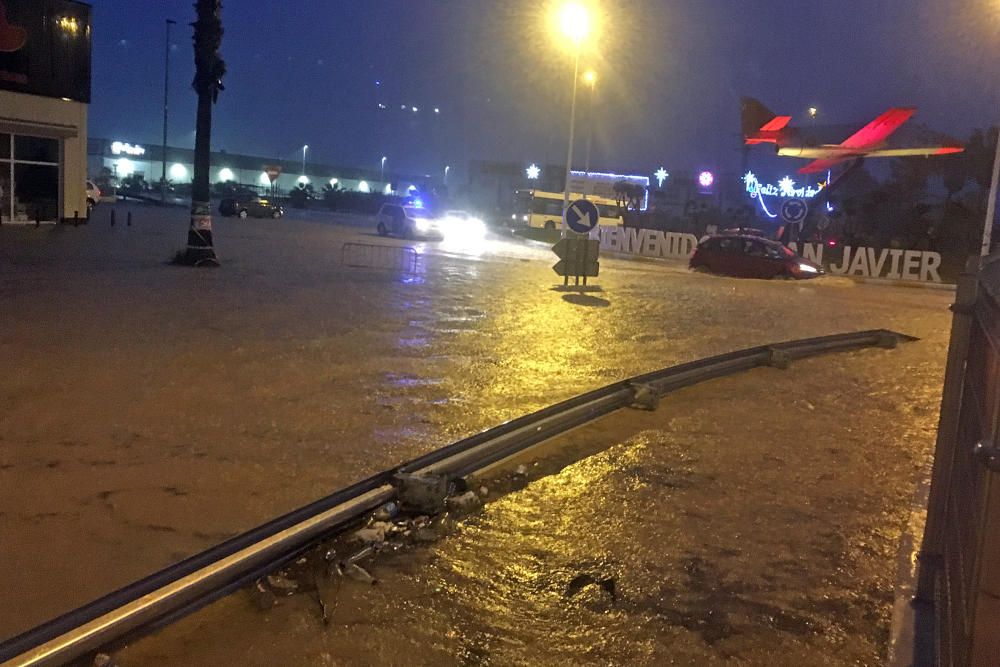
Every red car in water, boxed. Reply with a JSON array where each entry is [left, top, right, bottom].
[[689, 234, 824, 280]]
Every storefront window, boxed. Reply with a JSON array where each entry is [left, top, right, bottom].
[[14, 136, 59, 164], [1, 162, 11, 224], [13, 164, 59, 222]]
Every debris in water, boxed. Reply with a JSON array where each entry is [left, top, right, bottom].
[[266, 574, 299, 596], [628, 383, 659, 411], [352, 524, 387, 544], [565, 574, 617, 602], [515, 464, 528, 476], [323, 548, 337, 562], [373, 501, 400, 521], [252, 580, 276, 610], [478, 485, 489, 498], [347, 543, 379, 564], [337, 562, 378, 585], [92, 654, 114, 667], [447, 490, 480, 512]]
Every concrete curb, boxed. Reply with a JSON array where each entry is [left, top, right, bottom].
[[888, 475, 935, 667]]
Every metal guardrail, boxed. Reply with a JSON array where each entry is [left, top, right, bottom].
[[341, 242, 418, 272], [0, 329, 913, 667], [906, 257, 1000, 666]]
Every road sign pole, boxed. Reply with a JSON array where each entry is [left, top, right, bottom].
[[561, 50, 580, 239], [981, 128, 1000, 258]]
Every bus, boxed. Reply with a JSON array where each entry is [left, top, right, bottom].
[[513, 190, 623, 230]]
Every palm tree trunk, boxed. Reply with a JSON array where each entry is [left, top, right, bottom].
[[184, 0, 224, 267]]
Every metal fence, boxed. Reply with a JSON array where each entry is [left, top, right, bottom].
[[341, 242, 418, 273], [913, 256, 1000, 666]]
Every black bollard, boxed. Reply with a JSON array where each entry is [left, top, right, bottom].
[[111, 209, 116, 226], [127, 211, 132, 227]]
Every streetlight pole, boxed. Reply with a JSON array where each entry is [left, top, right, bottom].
[[381, 156, 387, 184], [444, 165, 450, 186], [583, 70, 596, 180], [561, 50, 580, 238], [161, 18, 175, 204], [302, 144, 308, 180], [982, 128, 1000, 257]]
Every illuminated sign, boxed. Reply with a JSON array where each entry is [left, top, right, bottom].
[[526, 163, 541, 180], [111, 141, 146, 157], [743, 171, 824, 199]]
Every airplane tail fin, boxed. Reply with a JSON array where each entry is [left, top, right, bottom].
[[741, 97, 790, 140]]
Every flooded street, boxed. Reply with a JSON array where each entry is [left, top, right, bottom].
[[1, 206, 952, 664]]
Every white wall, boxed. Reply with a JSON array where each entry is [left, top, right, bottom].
[[0, 89, 88, 219]]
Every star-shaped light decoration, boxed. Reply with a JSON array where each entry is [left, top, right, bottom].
[[526, 163, 541, 180], [778, 176, 797, 197], [654, 167, 669, 188]]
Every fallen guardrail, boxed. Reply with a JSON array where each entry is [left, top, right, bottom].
[[0, 329, 914, 667]]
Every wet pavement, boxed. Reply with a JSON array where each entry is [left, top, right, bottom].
[[0, 204, 952, 663]]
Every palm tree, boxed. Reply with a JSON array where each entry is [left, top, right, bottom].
[[183, 0, 226, 267]]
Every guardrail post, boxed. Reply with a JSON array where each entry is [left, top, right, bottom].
[[916, 256, 980, 602]]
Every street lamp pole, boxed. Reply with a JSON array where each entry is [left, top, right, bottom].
[[982, 128, 1000, 257], [381, 156, 387, 184], [444, 165, 450, 186], [561, 49, 580, 238], [302, 145, 308, 179], [583, 70, 596, 179], [161, 19, 175, 204]]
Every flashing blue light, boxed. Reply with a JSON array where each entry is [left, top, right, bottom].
[[412, 197, 424, 208]]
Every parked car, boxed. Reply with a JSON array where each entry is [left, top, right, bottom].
[[690, 234, 824, 280], [86, 180, 101, 213], [219, 195, 284, 219], [375, 203, 443, 239]]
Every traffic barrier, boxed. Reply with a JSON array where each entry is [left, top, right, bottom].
[[341, 242, 417, 272]]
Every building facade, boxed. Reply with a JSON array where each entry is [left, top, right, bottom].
[[88, 138, 426, 197], [0, 0, 91, 224]]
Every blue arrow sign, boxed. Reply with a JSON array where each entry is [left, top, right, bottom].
[[780, 198, 808, 224], [564, 198, 600, 234]]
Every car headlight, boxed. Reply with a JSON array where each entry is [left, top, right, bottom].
[[797, 263, 819, 273], [415, 219, 431, 232]]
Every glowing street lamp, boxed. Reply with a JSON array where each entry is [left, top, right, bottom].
[[808, 106, 818, 119], [552, 1, 593, 236], [302, 145, 308, 178], [380, 155, 387, 183]]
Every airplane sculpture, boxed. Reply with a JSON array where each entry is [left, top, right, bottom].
[[742, 98, 964, 174]]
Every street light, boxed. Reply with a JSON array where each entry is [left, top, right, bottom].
[[302, 145, 308, 178], [808, 106, 818, 119], [444, 165, 450, 185], [553, 1, 593, 236], [381, 155, 387, 183], [160, 19, 176, 204]]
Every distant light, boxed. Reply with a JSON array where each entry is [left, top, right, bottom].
[[698, 171, 714, 188], [218, 167, 235, 182], [412, 197, 424, 208], [111, 141, 145, 157], [400, 104, 406, 110], [378, 103, 387, 109], [375, 80, 381, 86], [259, 172, 271, 186], [169, 163, 188, 181], [808, 106, 818, 119], [407, 184, 418, 193], [358, 180, 370, 193], [329, 178, 339, 187], [827, 239, 837, 247], [58, 16, 80, 35], [412, 106, 418, 113], [434, 107, 440, 114], [297, 175, 309, 185], [582, 69, 597, 85], [654, 167, 668, 187], [384, 183, 393, 194], [526, 163, 541, 179], [116, 158, 135, 178]]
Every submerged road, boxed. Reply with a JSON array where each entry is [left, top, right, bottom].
[[0, 204, 951, 664]]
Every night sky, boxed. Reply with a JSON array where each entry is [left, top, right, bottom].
[[89, 0, 1000, 180]]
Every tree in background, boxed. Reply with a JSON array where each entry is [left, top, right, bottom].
[[183, 0, 226, 267]]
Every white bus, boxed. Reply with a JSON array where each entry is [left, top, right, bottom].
[[514, 190, 623, 230]]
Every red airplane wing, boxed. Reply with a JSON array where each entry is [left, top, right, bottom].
[[798, 157, 850, 174], [839, 107, 916, 149]]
